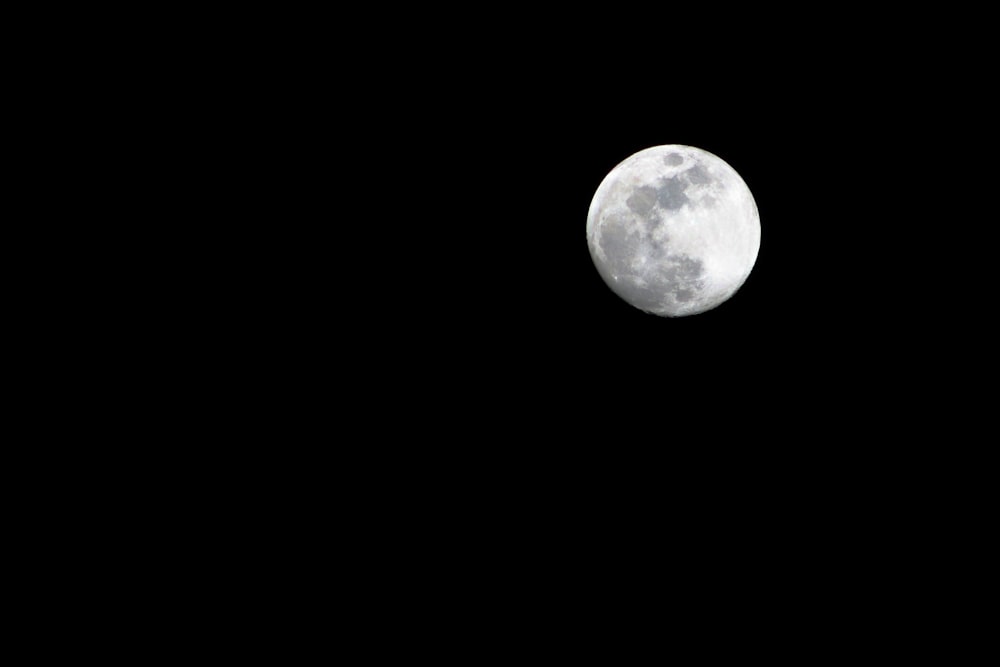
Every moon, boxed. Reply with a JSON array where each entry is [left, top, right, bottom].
[[587, 145, 760, 317]]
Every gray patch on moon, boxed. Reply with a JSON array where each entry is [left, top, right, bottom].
[[603, 252, 706, 311], [657, 176, 689, 210], [673, 289, 694, 302], [664, 153, 684, 166], [623, 281, 670, 311], [660, 254, 705, 302], [644, 212, 663, 236], [644, 238, 667, 259], [597, 215, 644, 278], [665, 254, 703, 278], [625, 186, 658, 216], [685, 164, 711, 185]]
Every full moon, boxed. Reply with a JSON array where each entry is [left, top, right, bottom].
[[587, 145, 760, 317]]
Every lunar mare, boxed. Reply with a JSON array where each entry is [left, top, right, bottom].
[[587, 145, 760, 317]]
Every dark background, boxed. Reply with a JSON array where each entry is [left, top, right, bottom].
[[19, 8, 990, 639], [311, 10, 995, 452], [79, 6, 987, 526], [3, 10, 990, 651], [395, 39, 903, 429], [189, 10, 993, 487], [333, 23, 991, 609]]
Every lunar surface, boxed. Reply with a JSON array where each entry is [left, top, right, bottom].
[[587, 145, 760, 317]]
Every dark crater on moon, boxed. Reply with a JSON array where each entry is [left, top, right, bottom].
[[625, 186, 658, 217], [624, 162, 716, 219], [599, 232, 668, 280], [664, 254, 703, 278], [615, 253, 705, 308], [597, 215, 643, 276], [657, 176, 689, 211], [685, 164, 711, 185], [664, 153, 684, 166], [645, 238, 667, 259], [661, 255, 705, 302], [597, 223, 706, 307], [673, 288, 695, 301]]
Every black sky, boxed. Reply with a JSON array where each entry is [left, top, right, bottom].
[[277, 7, 996, 465], [358, 14, 996, 444]]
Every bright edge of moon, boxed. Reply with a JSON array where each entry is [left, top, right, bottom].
[[587, 144, 760, 317]]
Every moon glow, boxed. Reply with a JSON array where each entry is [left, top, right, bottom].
[[587, 145, 760, 317]]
